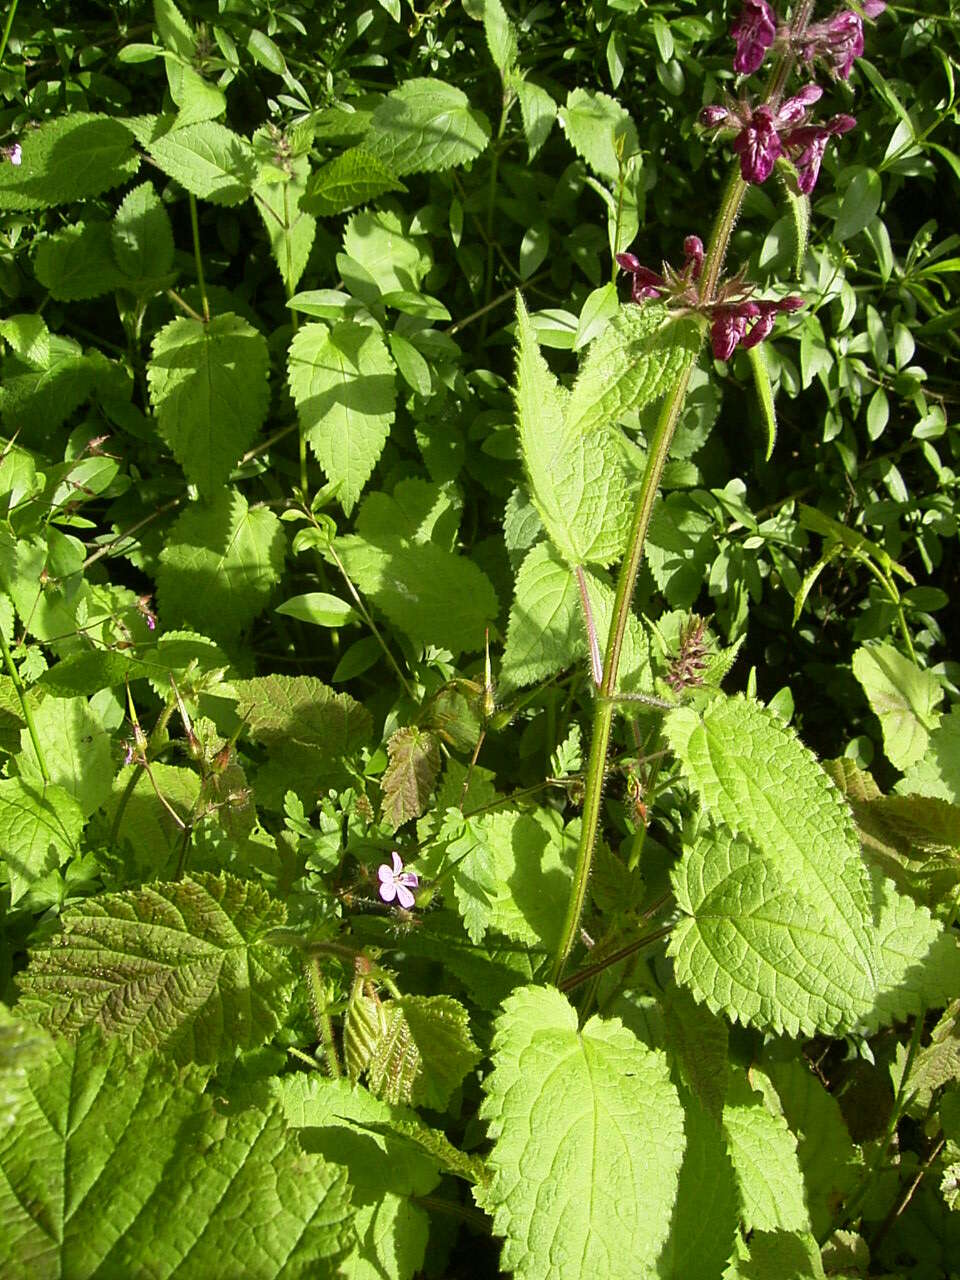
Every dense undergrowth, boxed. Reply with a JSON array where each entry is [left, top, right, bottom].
[[1, 1, 960, 1277]]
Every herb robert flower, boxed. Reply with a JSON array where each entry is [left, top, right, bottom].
[[377, 851, 419, 909]]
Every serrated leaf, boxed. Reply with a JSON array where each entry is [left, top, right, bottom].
[[334, 533, 497, 656], [723, 1066, 810, 1234], [0, 113, 139, 210], [0, 777, 83, 904], [500, 543, 584, 691], [101, 762, 201, 880], [288, 320, 396, 514], [646, 492, 715, 610], [479, 0, 518, 73], [479, 985, 684, 1280], [0, 335, 98, 437], [17, 872, 297, 1064], [381, 726, 441, 830], [157, 490, 285, 642], [33, 221, 127, 300], [565, 303, 703, 438], [344, 992, 387, 1082], [111, 180, 175, 283], [560, 88, 637, 183], [231, 674, 372, 762], [366, 993, 480, 1109], [451, 808, 576, 951], [145, 119, 257, 205], [665, 696, 960, 1035], [342, 208, 430, 296], [301, 147, 406, 216], [513, 294, 632, 567], [853, 642, 943, 771], [35, 650, 163, 697], [366, 77, 491, 175], [148, 313, 270, 495], [254, 152, 316, 292], [0, 1030, 353, 1277]]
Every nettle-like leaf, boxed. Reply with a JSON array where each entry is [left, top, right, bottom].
[[513, 293, 631, 568], [365, 993, 481, 1110], [665, 696, 960, 1036], [559, 87, 637, 183], [450, 807, 576, 950], [102, 761, 201, 881], [365, 77, 491, 175], [0, 113, 139, 210], [254, 152, 316, 293], [157, 490, 285, 642], [0, 1028, 353, 1277], [0, 336, 99, 436], [148, 313, 270, 494], [300, 147, 406, 216], [16, 872, 297, 1064], [381, 726, 441, 830], [15, 693, 112, 818], [853, 641, 943, 771], [516, 80, 557, 160], [0, 777, 84, 905], [288, 320, 396, 514], [479, 985, 684, 1280], [145, 118, 257, 204], [723, 1067, 810, 1235], [899, 705, 960, 803], [565, 303, 703, 438], [499, 543, 584, 691], [112, 180, 175, 284], [33, 221, 127, 300]]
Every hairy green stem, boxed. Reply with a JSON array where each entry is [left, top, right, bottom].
[[305, 956, 341, 1078], [188, 194, 210, 324], [0, 0, 19, 66], [550, 167, 749, 985], [0, 622, 50, 782], [283, 182, 309, 497]]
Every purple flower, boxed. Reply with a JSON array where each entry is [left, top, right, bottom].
[[378, 851, 419, 909], [615, 235, 705, 304], [710, 296, 804, 360], [800, 4, 885, 79], [683, 235, 705, 280], [702, 87, 837, 188], [615, 252, 665, 302], [732, 105, 783, 183], [3, 144, 21, 166], [783, 114, 857, 193], [731, 0, 778, 75]]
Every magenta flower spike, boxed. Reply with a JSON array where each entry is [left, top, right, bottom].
[[800, 5, 885, 79], [783, 114, 857, 193], [710, 296, 804, 360], [615, 252, 665, 301], [731, 104, 783, 184], [731, 0, 778, 75], [378, 851, 419, 909]]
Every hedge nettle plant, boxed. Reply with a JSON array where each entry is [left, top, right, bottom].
[[2, 1, 960, 1278]]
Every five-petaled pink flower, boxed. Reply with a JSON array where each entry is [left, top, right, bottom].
[[731, 0, 778, 75], [378, 851, 419, 909]]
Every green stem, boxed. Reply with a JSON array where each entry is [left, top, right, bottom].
[[479, 97, 511, 343], [0, 0, 19, 66], [283, 182, 309, 497], [305, 957, 342, 1078], [550, 168, 749, 986], [0, 621, 50, 783], [188, 194, 210, 324]]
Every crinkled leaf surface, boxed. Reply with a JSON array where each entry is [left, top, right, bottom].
[[300, 147, 406, 216], [366, 993, 481, 1110], [0, 114, 139, 210], [513, 294, 631, 567], [479, 985, 684, 1280], [381, 725, 441, 830], [665, 696, 960, 1035], [365, 77, 491, 175], [231, 673, 371, 759], [288, 320, 396, 514], [17, 872, 297, 1064], [157, 490, 285, 642], [0, 1028, 353, 1279], [500, 543, 585, 691], [145, 119, 257, 205], [149, 313, 270, 495]]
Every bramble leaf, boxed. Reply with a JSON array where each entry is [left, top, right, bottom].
[[288, 320, 396, 514], [365, 77, 491, 175], [366, 994, 481, 1110], [0, 113, 139, 210], [16, 872, 297, 1064], [0, 1029, 353, 1277], [381, 726, 441, 830], [479, 985, 684, 1280], [148, 313, 270, 495], [157, 491, 285, 642]]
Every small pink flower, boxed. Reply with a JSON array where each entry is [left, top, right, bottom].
[[4, 143, 21, 166], [378, 851, 419, 909], [799, 5, 884, 80]]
